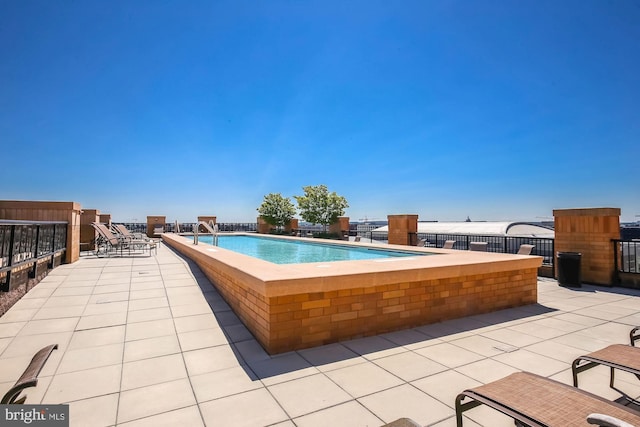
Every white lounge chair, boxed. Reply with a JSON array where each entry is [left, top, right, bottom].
[[517, 244, 535, 255], [469, 242, 488, 252], [442, 240, 455, 249]]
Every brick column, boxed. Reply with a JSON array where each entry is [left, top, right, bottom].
[[388, 214, 418, 246], [80, 209, 100, 251], [257, 217, 272, 234], [285, 218, 299, 235], [553, 207, 621, 286], [147, 216, 166, 238], [197, 216, 217, 233], [0, 200, 82, 263], [329, 217, 350, 239], [99, 214, 111, 227], [197, 216, 217, 225]]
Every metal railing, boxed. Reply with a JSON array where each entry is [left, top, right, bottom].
[[0, 220, 67, 291], [353, 230, 390, 244], [417, 233, 555, 266], [114, 222, 258, 234], [354, 230, 554, 266], [613, 239, 640, 274], [112, 223, 555, 266]]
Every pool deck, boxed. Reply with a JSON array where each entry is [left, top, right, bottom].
[[0, 243, 639, 426]]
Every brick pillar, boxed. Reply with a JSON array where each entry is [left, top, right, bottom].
[[257, 217, 272, 234], [0, 200, 82, 263], [99, 214, 111, 227], [147, 216, 166, 238], [388, 214, 418, 246], [197, 216, 217, 225], [80, 209, 100, 251], [197, 216, 217, 233], [329, 217, 350, 239], [285, 218, 299, 235], [553, 207, 621, 286]]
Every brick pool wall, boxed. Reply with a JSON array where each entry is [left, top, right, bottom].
[[163, 233, 539, 354], [265, 268, 538, 353]]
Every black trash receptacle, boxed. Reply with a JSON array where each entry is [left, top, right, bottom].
[[557, 252, 582, 287]]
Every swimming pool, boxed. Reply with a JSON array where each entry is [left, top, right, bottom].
[[193, 235, 425, 264], [163, 232, 541, 354]]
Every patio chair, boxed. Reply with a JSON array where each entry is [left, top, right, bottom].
[[469, 242, 488, 252], [381, 418, 421, 427], [442, 240, 455, 249], [92, 223, 157, 256], [416, 238, 427, 247], [572, 326, 640, 403], [572, 344, 640, 404], [111, 224, 150, 241], [455, 371, 640, 427], [517, 244, 535, 255], [2, 344, 57, 404]]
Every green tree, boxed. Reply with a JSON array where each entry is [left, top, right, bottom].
[[257, 193, 297, 231], [294, 185, 349, 232]]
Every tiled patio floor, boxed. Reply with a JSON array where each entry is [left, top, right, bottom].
[[1, 244, 639, 426]]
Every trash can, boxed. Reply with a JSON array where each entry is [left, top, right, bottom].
[[557, 252, 582, 287]]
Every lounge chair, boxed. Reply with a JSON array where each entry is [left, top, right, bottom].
[[572, 326, 640, 403], [111, 224, 150, 241], [442, 240, 455, 249], [1, 344, 57, 404], [631, 326, 640, 346], [354, 236, 361, 242], [455, 371, 640, 427], [92, 223, 157, 256], [517, 244, 535, 255], [469, 242, 488, 252], [416, 238, 427, 247], [381, 418, 421, 427], [572, 344, 640, 404]]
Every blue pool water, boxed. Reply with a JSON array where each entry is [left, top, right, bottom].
[[193, 235, 427, 264]]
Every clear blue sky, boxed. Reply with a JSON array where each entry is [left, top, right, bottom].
[[2, 0, 639, 223]]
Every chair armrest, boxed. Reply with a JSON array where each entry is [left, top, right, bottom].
[[631, 326, 640, 346], [587, 413, 635, 427], [1, 344, 58, 404]]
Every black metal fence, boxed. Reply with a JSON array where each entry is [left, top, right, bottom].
[[112, 222, 555, 266], [354, 230, 554, 267], [417, 233, 554, 265], [613, 239, 640, 274], [114, 222, 259, 234], [353, 230, 390, 244], [0, 220, 67, 291]]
